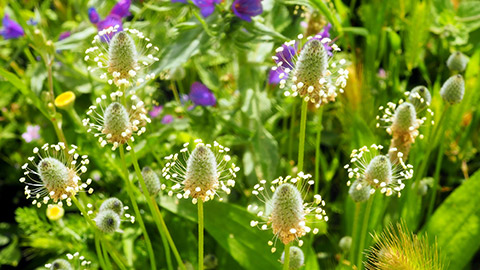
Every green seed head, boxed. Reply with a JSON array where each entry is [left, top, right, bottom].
[[440, 74, 465, 104], [108, 31, 138, 84], [271, 183, 304, 244], [391, 102, 416, 134], [38, 157, 76, 201], [50, 259, 72, 270], [348, 179, 371, 203], [293, 39, 328, 103], [99, 197, 124, 216], [281, 246, 305, 270], [364, 155, 392, 187], [103, 102, 132, 144], [339, 236, 352, 253], [184, 145, 218, 201], [446, 51, 469, 72], [408, 86, 431, 111], [95, 209, 121, 233], [141, 166, 162, 196]]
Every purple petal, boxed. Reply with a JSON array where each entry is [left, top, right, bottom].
[[59, 31, 71, 41], [97, 16, 123, 42], [109, 0, 131, 19], [189, 82, 216, 106], [161, 115, 174, 124], [171, 0, 188, 3], [22, 125, 40, 143], [199, 5, 215, 17], [268, 69, 286, 85], [192, 0, 217, 17], [1, 15, 24, 40], [232, 0, 263, 22], [149, 105, 163, 118], [88, 7, 100, 24]]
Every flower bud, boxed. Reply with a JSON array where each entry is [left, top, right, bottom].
[[440, 74, 465, 104], [271, 183, 304, 244], [108, 31, 138, 85], [38, 157, 77, 201], [99, 197, 124, 216], [281, 246, 305, 270], [95, 209, 121, 233], [446, 51, 469, 72], [348, 179, 371, 203], [103, 102, 132, 144], [391, 102, 416, 134], [49, 259, 72, 270], [140, 167, 161, 196], [54, 91, 76, 110], [364, 155, 392, 188], [408, 86, 431, 111], [339, 236, 352, 253], [184, 145, 218, 201]]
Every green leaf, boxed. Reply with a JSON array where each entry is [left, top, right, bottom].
[[422, 170, 480, 269], [0, 235, 21, 267], [158, 197, 281, 270]]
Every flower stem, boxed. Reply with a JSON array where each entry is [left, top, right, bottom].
[[350, 202, 361, 264], [94, 231, 107, 270], [119, 145, 157, 270], [297, 100, 308, 180], [356, 196, 374, 269], [101, 235, 112, 270], [282, 242, 291, 270], [128, 143, 185, 270], [198, 200, 204, 270], [171, 81, 181, 104], [287, 101, 297, 162], [426, 129, 448, 220], [70, 196, 127, 270], [314, 106, 324, 195]]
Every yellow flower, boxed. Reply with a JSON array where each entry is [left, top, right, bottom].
[[54, 91, 76, 110], [47, 204, 65, 221]]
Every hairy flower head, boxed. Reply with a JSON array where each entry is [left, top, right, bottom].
[[345, 144, 413, 197], [162, 139, 239, 203], [407, 86, 431, 112], [85, 27, 159, 87], [140, 166, 163, 196], [446, 51, 469, 72], [248, 173, 328, 252], [83, 93, 151, 150], [440, 74, 465, 105], [99, 197, 124, 216], [95, 209, 121, 233], [19, 143, 93, 207], [272, 33, 348, 107]]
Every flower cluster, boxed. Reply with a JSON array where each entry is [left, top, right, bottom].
[[272, 33, 348, 107], [248, 173, 328, 252], [19, 143, 93, 207], [0, 15, 24, 39], [345, 144, 413, 197], [45, 252, 92, 270], [88, 0, 131, 36], [162, 139, 239, 203], [85, 27, 159, 87], [83, 93, 151, 151]]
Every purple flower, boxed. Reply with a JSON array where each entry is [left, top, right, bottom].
[[97, 15, 123, 41], [232, 0, 263, 22], [22, 125, 40, 143], [59, 31, 71, 41], [109, 0, 131, 19], [378, 68, 387, 79], [189, 82, 216, 106], [27, 18, 38, 26], [0, 15, 24, 40], [88, 7, 100, 24], [268, 44, 296, 84], [149, 105, 163, 118], [180, 94, 190, 105], [172, 0, 188, 2], [192, 0, 221, 18], [161, 115, 174, 124]]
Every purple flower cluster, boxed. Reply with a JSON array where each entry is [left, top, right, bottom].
[[0, 15, 24, 40], [190, 82, 216, 107], [22, 125, 41, 143], [172, 0, 262, 21], [88, 0, 131, 39]]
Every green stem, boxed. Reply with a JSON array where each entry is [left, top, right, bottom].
[[67, 107, 84, 129], [426, 131, 447, 220], [282, 242, 291, 270], [101, 235, 112, 270], [128, 144, 185, 270], [314, 107, 324, 195], [297, 100, 308, 177], [356, 196, 374, 269], [350, 202, 361, 264], [287, 102, 297, 162], [198, 200, 204, 270], [171, 82, 181, 104], [95, 231, 107, 270], [119, 146, 157, 270], [70, 197, 128, 270]]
